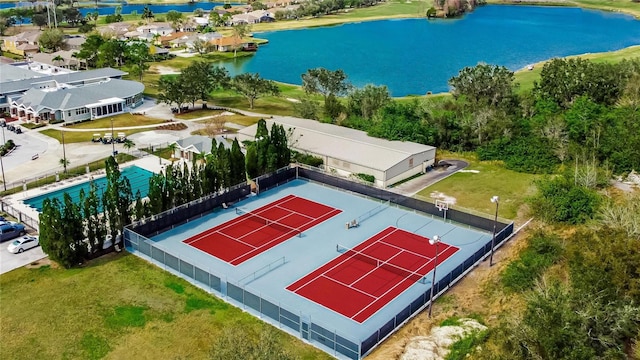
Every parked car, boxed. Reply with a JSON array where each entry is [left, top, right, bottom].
[[7, 235, 39, 253], [0, 222, 27, 242]]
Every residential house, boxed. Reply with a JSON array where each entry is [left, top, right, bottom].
[[172, 135, 231, 163], [136, 23, 175, 37], [158, 32, 194, 48], [123, 31, 143, 40], [247, 10, 275, 22], [231, 13, 259, 25], [98, 22, 132, 39], [178, 21, 198, 33], [212, 36, 246, 52], [2, 30, 41, 56], [30, 50, 80, 70], [191, 16, 211, 27], [63, 35, 86, 51]]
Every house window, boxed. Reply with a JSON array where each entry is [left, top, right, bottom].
[[409, 158, 414, 167]]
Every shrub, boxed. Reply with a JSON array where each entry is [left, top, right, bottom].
[[501, 231, 562, 292], [529, 176, 601, 224], [478, 136, 559, 174], [292, 152, 323, 167], [356, 173, 375, 183]]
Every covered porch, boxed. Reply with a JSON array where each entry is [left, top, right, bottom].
[[86, 97, 125, 119]]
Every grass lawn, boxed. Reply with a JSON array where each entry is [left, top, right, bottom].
[[196, 113, 264, 127], [40, 128, 148, 144], [64, 113, 166, 130], [514, 45, 640, 93], [415, 152, 540, 220], [210, 82, 316, 117], [252, 0, 428, 32], [0, 254, 330, 360], [175, 109, 224, 120]]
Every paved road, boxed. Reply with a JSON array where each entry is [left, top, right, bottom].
[[389, 159, 469, 196], [0, 239, 46, 274]]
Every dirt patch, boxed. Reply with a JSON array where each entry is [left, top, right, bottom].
[[429, 191, 457, 205], [156, 123, 187, 131], [25, 257, 56, 269], [154, 65, 180, 75], [401, 319, 487, 360]]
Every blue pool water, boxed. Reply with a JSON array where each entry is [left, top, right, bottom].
[[220, 5, 640, 96], [24, 166, 154, 212]]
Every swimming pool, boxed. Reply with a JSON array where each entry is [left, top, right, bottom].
[[24, 166, 154, 212]]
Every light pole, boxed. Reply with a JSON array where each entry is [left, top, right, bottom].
[[111, 117, 116, 157], [0, 126, 6, 191], [489, 195, 499, 267], [428, 234, 441, 318]]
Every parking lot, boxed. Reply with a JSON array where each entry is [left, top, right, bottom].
[[0, 238, 46, 274]]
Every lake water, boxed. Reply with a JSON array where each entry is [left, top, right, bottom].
[[221, 5, 640, 96]]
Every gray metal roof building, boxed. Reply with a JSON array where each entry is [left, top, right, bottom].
[[1, 62, 143, 123], [237, 117, 436, 187]]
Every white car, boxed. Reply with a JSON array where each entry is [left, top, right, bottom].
[[7, 235, 39, 254]]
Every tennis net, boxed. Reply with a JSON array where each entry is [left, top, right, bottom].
[[355, 200, 391, 225], [236, 208, 302, 237], [336, 244, 427, 283]]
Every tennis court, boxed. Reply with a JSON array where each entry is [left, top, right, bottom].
[[288, 227, 459, 323], [183, 194, 342, 265], [126, 167, 514, 360]]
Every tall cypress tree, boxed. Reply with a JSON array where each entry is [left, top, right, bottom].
[[230, 138, 246, 185], [245, 144, 258, 180], [103, 156, 121, 238], [255, 119, 271, 174], [216, 142, 231, 190]]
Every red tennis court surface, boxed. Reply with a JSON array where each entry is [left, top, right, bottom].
[[287, 227, 459, 323], [183, 195, 341, 265]]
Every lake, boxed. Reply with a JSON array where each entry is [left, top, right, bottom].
[[222, 5, 640, 96]]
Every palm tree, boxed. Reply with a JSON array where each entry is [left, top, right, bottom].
[[232, 23, 250, 58], [123, 139, 135, 154], [167, 142, 178, 164], [59, 157, 70, 174], [52, 55, 64, 68], [141, 6, 154, 24]]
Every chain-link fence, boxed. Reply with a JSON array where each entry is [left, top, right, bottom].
[[124, 164, 516, 359]]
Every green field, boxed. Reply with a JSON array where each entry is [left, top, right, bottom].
[[65, 113, 166, 130], [416, 154, 540, 220], [40, 128, 148, 144], [0, 254, 331, 360], [514, 45, 640, 92]]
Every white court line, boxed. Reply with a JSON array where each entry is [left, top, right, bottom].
[[288, 228, 401, 292], [190, 228, 258, 250], [316, 274, 378, 300], [228, 228, 299, 264], [351, 258, 436, 321]]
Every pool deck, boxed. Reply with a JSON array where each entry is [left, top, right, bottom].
[[3, 156, 168, 226]]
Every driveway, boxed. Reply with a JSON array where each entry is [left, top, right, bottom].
[[0, 239, 47, 274], [389, 159, 469, 196]]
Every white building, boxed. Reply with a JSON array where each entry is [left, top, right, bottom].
[[237, 117, 436, 187], [1, 62, 144, 123]]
